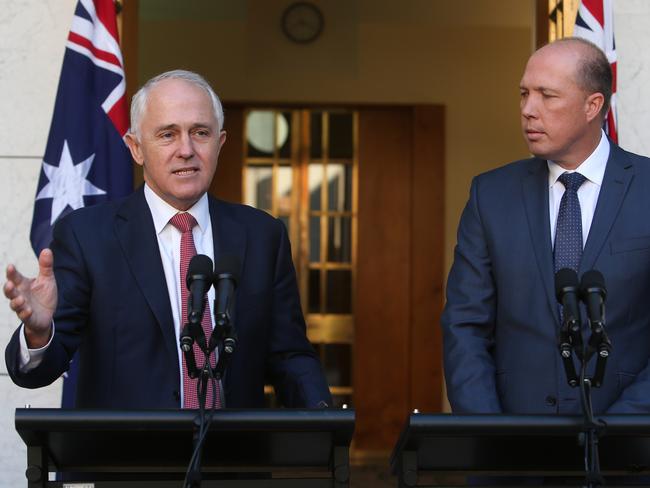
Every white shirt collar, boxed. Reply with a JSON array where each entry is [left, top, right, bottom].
[[143, 184, 210, 235], [547, 130, 610, 187]]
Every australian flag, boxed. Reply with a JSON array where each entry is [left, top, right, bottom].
[[30, 0, 133, 407], [30, 0, 132, 254]]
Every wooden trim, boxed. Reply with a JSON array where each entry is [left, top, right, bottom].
[[120, 0, 140, 188], [535, 0, 549, 48], [409, 105, 445, 412]]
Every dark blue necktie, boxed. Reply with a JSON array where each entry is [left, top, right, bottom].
[[554, 172, 587, 273]]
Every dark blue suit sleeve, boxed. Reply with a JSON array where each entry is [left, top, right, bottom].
[[265, 219, 332, 408], [441, 177, 502, 413]]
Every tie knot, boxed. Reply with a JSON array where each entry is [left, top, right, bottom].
[[169, 212, 197, 233], [558, 172, 587, 192]]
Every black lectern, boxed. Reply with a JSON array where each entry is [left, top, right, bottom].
[[16, 408, 354, 488], [390, 414, 650, 487]]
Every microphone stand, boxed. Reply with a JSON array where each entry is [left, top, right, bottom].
[[208, 305, 237, 381], [561, 318, 609, 487], [180, 299, 213, 488], [183, 298, 237, 488]]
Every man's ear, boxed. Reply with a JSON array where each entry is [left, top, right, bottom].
[[124, 132, 144, 167], [585, 92, 605, 124]]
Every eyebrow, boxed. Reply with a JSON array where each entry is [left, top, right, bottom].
[[519, 85, 561, 94], [153, 122, 214, 132]]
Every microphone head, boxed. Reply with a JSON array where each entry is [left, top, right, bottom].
[[214, 254, 241, 284], [186, 254, 214, 289], [580, 269, 606, 299], [554, 268, 579, 302]]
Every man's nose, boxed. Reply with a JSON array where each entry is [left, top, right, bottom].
[[521, 95, 538, 119], [177, 133, 195, 158]]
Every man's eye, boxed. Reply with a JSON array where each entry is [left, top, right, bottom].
[[194, 129, 210, 137]]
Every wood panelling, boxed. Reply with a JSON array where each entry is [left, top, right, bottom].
[[210, 106, 243, 203], [409, 106, 445, 412], [120, 0, 142, 188], [355, 106, 444, 451], [356, 108, 413, 450]]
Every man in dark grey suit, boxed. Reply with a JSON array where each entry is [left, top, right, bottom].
[[443, 38, 650, 414]]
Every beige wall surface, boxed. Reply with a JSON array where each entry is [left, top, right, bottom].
[[138, 0, 534, 277]]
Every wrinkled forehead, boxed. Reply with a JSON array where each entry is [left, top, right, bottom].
[[520, 44, 581, 88], [143, 79, 217, 125]]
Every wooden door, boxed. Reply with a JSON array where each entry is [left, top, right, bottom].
[[214, 104, 445, 452]]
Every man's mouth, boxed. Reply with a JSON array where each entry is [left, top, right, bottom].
[[173, 168, 198, 176]]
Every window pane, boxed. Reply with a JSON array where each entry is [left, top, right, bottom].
[[327, 217, 352, 263], [310, 216, 321, 263], [246, 110, 275, 157], [327, 164, 352, 212], [278, 111, 292, 158], [329, 112, 353, 159], [308, 268, 321, 314], [308, 164, 323, 211], [326, 269, 352, 313], [310, 111, 322, 159], [277, 165, 293, 214], [244, 166, 272, 209]]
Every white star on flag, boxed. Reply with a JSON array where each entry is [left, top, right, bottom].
[[35, 140, 106, 224]]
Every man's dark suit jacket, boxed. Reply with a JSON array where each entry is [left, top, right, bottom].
[[6, 187, 332, 409], [442, 142, 650, 414]]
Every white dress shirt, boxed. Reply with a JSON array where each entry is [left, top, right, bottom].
[[548, 130, 610, 247], [20, 184, 218, 405]]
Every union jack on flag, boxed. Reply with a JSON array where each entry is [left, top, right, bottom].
[[573, 0, 618, 143], [30, 0, 132, 255]]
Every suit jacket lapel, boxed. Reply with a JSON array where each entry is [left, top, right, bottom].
[[114, 187, 178, 367], [580, 144, 634, 273], [209, 198, 246, 283], [208, 197, 247, 398], [522, 158, 559, 325]]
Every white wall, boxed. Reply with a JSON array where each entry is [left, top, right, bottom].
[[0, 0, 74, 485], [615, 0, 650, 156]]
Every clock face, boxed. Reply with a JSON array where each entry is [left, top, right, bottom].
[[281, 2, 324, 44]]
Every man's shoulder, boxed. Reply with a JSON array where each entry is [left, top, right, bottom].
[[613, 144, 650, 169], [56, 195, 129, 229], [471, 157, 542, 190], [209, 197, 282, 231]]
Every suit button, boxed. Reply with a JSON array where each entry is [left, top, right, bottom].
[[545, 395, 557, 406]]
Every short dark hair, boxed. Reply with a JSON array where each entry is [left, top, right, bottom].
[[553, 37, 613, 118]]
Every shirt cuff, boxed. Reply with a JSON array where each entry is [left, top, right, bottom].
[[18, 323, 55, 373]]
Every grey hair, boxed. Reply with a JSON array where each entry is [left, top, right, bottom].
[[129, 69, 224, 136]]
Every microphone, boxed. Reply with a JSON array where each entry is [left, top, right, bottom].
[[555, 268, 582, 387], [580, 270, 606, 331], [213, 255, 241, 328], [555, 268, 582, 330], [181, 254, 214, 352], [581, 270, 611, 387]]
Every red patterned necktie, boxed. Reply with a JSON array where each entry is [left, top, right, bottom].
[[169, 212, 221, 409]]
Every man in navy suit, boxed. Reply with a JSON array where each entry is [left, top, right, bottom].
[[443, 38, 650, 414], [4, 70, 331, 409]]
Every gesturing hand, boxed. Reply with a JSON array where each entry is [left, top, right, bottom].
[[4, 249, 57, 348]]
